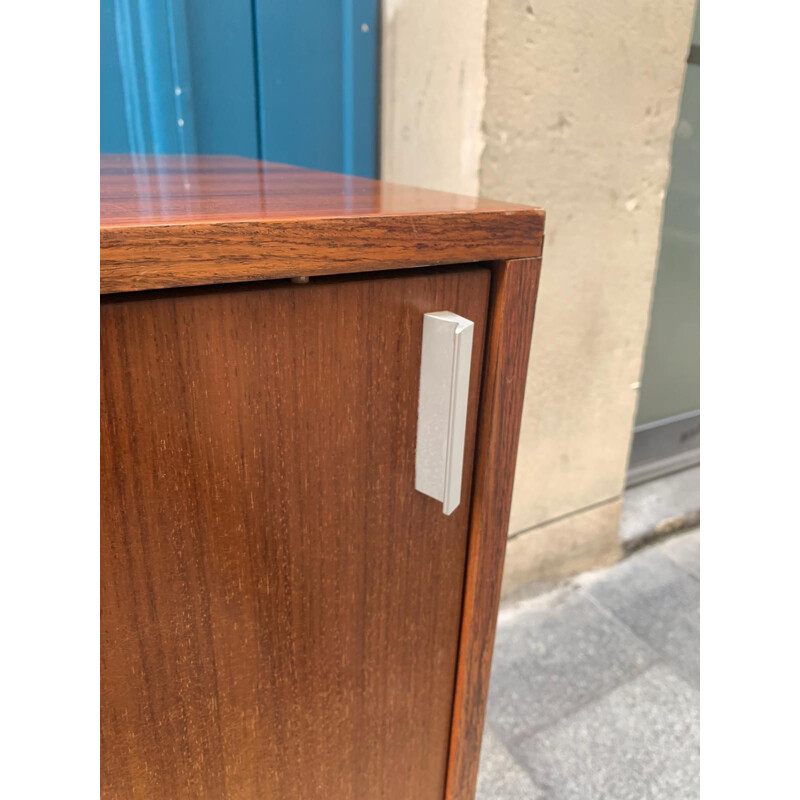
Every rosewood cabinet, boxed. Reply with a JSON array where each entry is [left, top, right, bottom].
[[100, 155, 545, 800]]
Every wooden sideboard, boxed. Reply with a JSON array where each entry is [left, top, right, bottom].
[[100, 154, 545, 800]]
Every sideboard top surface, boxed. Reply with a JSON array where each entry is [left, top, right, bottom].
[[100, 155, 544, 294]]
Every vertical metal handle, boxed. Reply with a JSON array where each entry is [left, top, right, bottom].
[[415, 311, 475, 515]]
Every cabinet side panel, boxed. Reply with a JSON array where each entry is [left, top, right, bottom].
[[101, 268, 489, 800], [445, 258, 542, 800]]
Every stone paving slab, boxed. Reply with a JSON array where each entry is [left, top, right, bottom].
[[477, 530, 700, 799], [476, 727, 546, 799], [487, 589, 657, 740], [660, 528, 700, 578], [580, 545, 700, 688], [511, 665, 699, 800]]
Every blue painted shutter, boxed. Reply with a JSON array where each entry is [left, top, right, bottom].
[[100, 0, 379, 177]]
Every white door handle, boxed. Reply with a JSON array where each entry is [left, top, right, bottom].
[[415, 311, 475, 515]]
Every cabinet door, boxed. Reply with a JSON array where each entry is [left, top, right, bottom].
[[101, 266, 490, 800]]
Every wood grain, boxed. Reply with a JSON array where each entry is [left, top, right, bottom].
[[445, 258, 543, 800], [101, 267, 490, 800], [101, 154, 540, 225], [100, 155, 544, 294]]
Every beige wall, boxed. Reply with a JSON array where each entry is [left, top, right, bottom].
[[381, 0, 488, 195], [382, 0, 696, 594]]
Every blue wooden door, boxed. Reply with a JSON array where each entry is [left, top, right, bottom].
[[101, 0, 379, 177]]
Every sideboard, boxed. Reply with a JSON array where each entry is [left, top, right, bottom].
[[100, 154, 545, 800]]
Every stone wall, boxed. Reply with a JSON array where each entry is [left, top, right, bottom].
[[382, 0, 697, 595]]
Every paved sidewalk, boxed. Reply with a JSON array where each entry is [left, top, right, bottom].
[[477, 529, 700, 799]]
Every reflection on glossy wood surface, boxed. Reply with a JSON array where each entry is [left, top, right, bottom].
[[100, 155, 544, 294], [101, 154, 540, 226], [101, 268, 490, 800]]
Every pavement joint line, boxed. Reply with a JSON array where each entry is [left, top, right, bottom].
[[493, 577, 669, 746], [580, 561, 700, 692], [659, 537, 701, 583], [500, 658, 662, 750], [480, 722, 547, 793], [663, 556, 700, 583], [581, 582, 670, 662]]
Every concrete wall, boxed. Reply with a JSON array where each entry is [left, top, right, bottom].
[[382, 0, 696, 596]]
